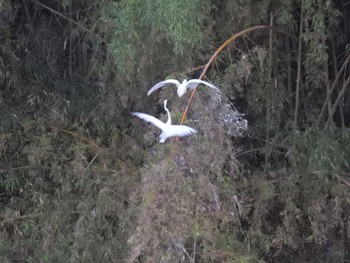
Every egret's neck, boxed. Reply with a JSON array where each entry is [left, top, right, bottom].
[[165, 109, 171, 125]]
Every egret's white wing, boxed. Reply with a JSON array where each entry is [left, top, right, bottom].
[[185, 79, 221, 93], [159, 125, 197, 142], [131, 112, 166, 130], [147, 79, 181, 95], [171, 125, 197, 137]]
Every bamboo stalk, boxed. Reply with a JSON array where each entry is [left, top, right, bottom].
[[322, 35, 332, 117], [293, 0, 304, 128], [265, 11, 274, 169], [331, 36, 345, 128], [324, 75, 350, 129], [316, 54, 350, 126]]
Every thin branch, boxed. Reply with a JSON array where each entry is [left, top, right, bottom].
[[235, 147, 286, 158], [60, 128, 100, 148], [86, 153, 99, 170]]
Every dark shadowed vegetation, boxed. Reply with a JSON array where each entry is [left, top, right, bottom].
[[1, 0, 350, 262]]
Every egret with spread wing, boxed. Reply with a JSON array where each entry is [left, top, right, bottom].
[[131, 100, 197, 143], [147, 79, 221, 97]]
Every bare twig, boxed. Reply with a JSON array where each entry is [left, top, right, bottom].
[[86, 153, 99, 170], [60, 128, 100, 148], [235, 147, 286, 158]]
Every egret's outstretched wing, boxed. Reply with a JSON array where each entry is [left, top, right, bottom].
[[147, 79, 181, 95], [185, 79, 221, 93], [173, 125, 197, 137], [131, 112, 166, 130]]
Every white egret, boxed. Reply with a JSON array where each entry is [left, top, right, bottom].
[[147, 79, 221, 97], [131, 100, 197, 143]]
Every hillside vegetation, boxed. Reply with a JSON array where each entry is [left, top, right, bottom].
[[1, 0, 350, 262]]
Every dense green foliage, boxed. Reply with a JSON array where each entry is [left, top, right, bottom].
[[106, 0, 207, 73], [1, 0, 350, 262]]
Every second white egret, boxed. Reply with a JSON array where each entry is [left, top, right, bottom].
[[147, 79, 221, 97], [131, 100, 197, 143]]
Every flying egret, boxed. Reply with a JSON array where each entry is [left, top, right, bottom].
[[131, 100, 197, 143], [147, 79, 221, 97]]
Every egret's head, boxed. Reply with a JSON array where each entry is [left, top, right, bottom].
[[164, 99, 168, 109]]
